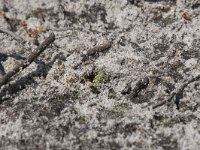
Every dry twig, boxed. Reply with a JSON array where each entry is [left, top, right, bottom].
[[0, 32, 55, 88], [153, 74, 200, 109], [0, 27, 26, 44], [86, 42, 111, 56], [81, 42, 112, 62]]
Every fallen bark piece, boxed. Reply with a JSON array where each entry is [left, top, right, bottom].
[[152, 74, 200, 109], [0, 32, 55, 88]]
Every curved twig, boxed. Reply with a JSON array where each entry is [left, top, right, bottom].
[[0, 27, 26, 44], [153, 74, 200, 109], [0, 32, 55, 88]]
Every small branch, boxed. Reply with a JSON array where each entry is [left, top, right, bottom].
[[47, 27, 71, 31], [81, 42, 112, 62], [46, 26, 83, 32], [86, 42, 111, 56], [0, 32, 55, 88], [0, 27, 26, 44], [153, 74, 200, 109]]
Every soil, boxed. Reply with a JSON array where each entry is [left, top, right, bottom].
[[0, 0, 200, 149]]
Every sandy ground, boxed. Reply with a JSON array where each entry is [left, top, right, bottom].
[[0, 0, 200, 149]]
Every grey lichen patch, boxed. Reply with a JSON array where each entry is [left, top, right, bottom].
[[152, 133, 179, 150], [80, 3, 107, 23]]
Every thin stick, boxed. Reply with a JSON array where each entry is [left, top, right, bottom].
[[46, 27, 83, 32], [0, 32, 55, 88], [81, 42, 112, 62], [0, 27, 26, 44], [153, 74, 200, 109], [87, 42, 111, 56]]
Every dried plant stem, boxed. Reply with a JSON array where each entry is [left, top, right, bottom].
[[153, 74, 200, 109], [0, 32, 55, 88], [81, 42, 112, 62], [0, 27, 26, 43], [86, 42, 111, 56]]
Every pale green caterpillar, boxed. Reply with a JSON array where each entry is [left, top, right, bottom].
[[93, 71, 105, 84]]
